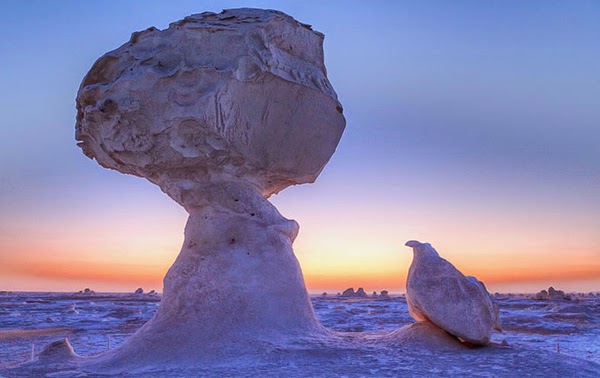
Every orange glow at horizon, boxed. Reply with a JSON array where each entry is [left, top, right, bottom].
[[1, 188, 599, 294], [3, 243, 599, 294]]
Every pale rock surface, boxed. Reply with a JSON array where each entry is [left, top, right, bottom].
[[466, 276, 502, 332], [384, 322, 465, 351], [75, 8, 345, 204], [404, 240, 501, 345], [38, 339, 78, 364], [73, 8, 344, 370]]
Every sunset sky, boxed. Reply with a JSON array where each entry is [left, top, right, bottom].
[[1, 1, 599, 294]]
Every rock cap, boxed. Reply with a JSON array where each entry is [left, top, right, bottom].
[[76, 8, 345, 201]]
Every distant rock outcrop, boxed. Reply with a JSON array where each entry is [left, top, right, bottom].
[[134, 288, 144, 294], [370, 290, 391, 300], [549, 287, 571, 300], [534, 290, 548, 300], [379, 290, 391, 300], [404, 240, 501, 345], [340, 287, 370, 298], [533, 287, 572, 301]]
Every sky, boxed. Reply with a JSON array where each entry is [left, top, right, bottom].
[[0, 1, 599, 294]]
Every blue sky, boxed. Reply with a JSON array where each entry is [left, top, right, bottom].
[[1, 1, 599, 292]]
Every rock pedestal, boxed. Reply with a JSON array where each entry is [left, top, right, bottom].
[[93, 182, 327, 367]]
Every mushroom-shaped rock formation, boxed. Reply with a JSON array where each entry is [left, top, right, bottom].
[[75, 8, 344, 369], [404, 240, 501, 345]]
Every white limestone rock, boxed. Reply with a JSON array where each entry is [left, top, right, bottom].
[[75, 8, 345, 206], [404, 240, 501, 345], [385, 322, 465, 351], [88, 182, 326, 369], [38, 339, 78, 364], [74, 8, 344, 369]]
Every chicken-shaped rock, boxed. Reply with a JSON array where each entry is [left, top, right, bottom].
[[405, 240, 501, 345]]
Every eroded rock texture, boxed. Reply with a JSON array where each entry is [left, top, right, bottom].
[[74, 8, 345, 369], [404, 240, 501, 345], [76, 8, 345, 206]]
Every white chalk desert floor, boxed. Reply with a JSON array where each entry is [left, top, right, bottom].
[[1, 291, 599, 376]]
